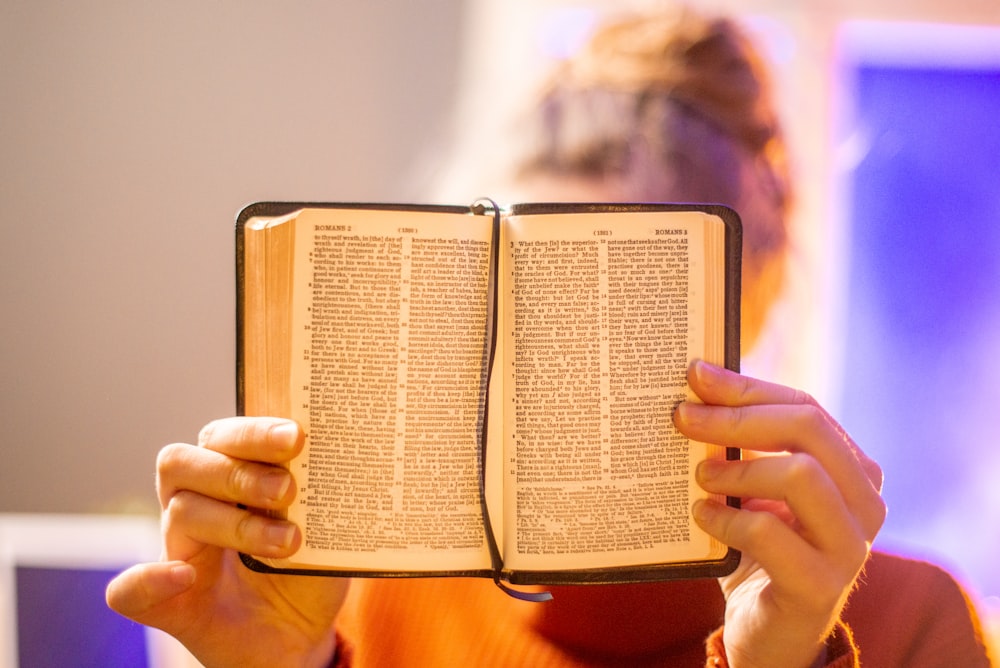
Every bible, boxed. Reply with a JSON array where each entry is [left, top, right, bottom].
[[236, 200, 742, 589]]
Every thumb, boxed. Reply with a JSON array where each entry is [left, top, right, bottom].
[[106, 561, 196, 624]]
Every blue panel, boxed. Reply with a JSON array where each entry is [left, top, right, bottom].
[[16, 566, 149, 668], [840, 63, 1000, 596]]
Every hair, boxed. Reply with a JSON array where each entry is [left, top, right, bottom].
[[512, 8, 792, 349]]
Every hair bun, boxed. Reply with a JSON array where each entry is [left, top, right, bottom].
[[562, 10, 779, 154]]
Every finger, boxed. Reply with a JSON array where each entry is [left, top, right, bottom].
[[163, 490, 300, 562], [105, 561, 196, 623], [198, 417, 304, 463], [157, 442, 296, 512], [696, 456, 869, 557], [687, 359, 811, 407], [677, 400, 886, 540], [693, 499, 864, 611], [686, 360, 883, 491], [678, 361, 886, 538]]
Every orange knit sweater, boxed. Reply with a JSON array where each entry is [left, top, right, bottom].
[[333, 552, 992, 667]]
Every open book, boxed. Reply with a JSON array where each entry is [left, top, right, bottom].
[[236, 200, 742, 588]]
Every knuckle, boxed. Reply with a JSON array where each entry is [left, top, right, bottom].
[[159, 497, 182, 535], [728, 404, 751, 430], [233, 508, 257, 543], [795, 388, 818, 407], [791, 402, 828, 435], [165, 489, 197, 523], [734, 508, 779, 548], [197, 420, 221, 447], [156, 443, 187, 477], [733, 373, 755, 402], [225, 460, 256, 501], [868, 495, 888, 536], [238, 418, 272, 448], [156, 443, 192, 505], [235, 419, 259, 447], [875, 496, 888, 526], [867, 459, 886, 493], [783, 452, 823, 489]]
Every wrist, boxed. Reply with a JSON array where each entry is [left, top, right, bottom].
[[705, 621, 857, 668]]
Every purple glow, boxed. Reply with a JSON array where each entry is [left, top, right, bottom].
[[836, 22, 1000, 598]]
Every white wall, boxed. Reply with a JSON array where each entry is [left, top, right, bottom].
[[0, 1, 464, 513]]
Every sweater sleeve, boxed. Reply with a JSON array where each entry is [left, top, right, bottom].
[[704, 622, 860, 668], [327, 631, 354, 668]]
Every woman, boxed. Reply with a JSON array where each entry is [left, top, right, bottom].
[[106, 9, 992, 667]]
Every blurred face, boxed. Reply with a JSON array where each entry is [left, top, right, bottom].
[[502, 172, 627, 204]]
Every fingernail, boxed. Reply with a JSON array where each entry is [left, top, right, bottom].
[[169, 563, 196, 588], [696, 459, 724, 483], [265, 523, 296, 550], [674, 401, 705, 427], [692, 499, 715, 524], [271, 421, 300, 452], [261, 469, 292, 502], [692, 359, 724, 384]]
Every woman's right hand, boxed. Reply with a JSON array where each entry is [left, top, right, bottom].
[[106, 417, 349, 668]]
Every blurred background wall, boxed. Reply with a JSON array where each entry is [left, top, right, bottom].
[[0, 0, 465, 513], [2, 0, 998, 609]]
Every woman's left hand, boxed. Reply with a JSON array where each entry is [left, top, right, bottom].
[[674, 360, 886, 668]]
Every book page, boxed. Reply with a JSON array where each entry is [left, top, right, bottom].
[[252, 207, 495, 573], [243, 211, 298, 418], [501, 210, 728, 572]]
